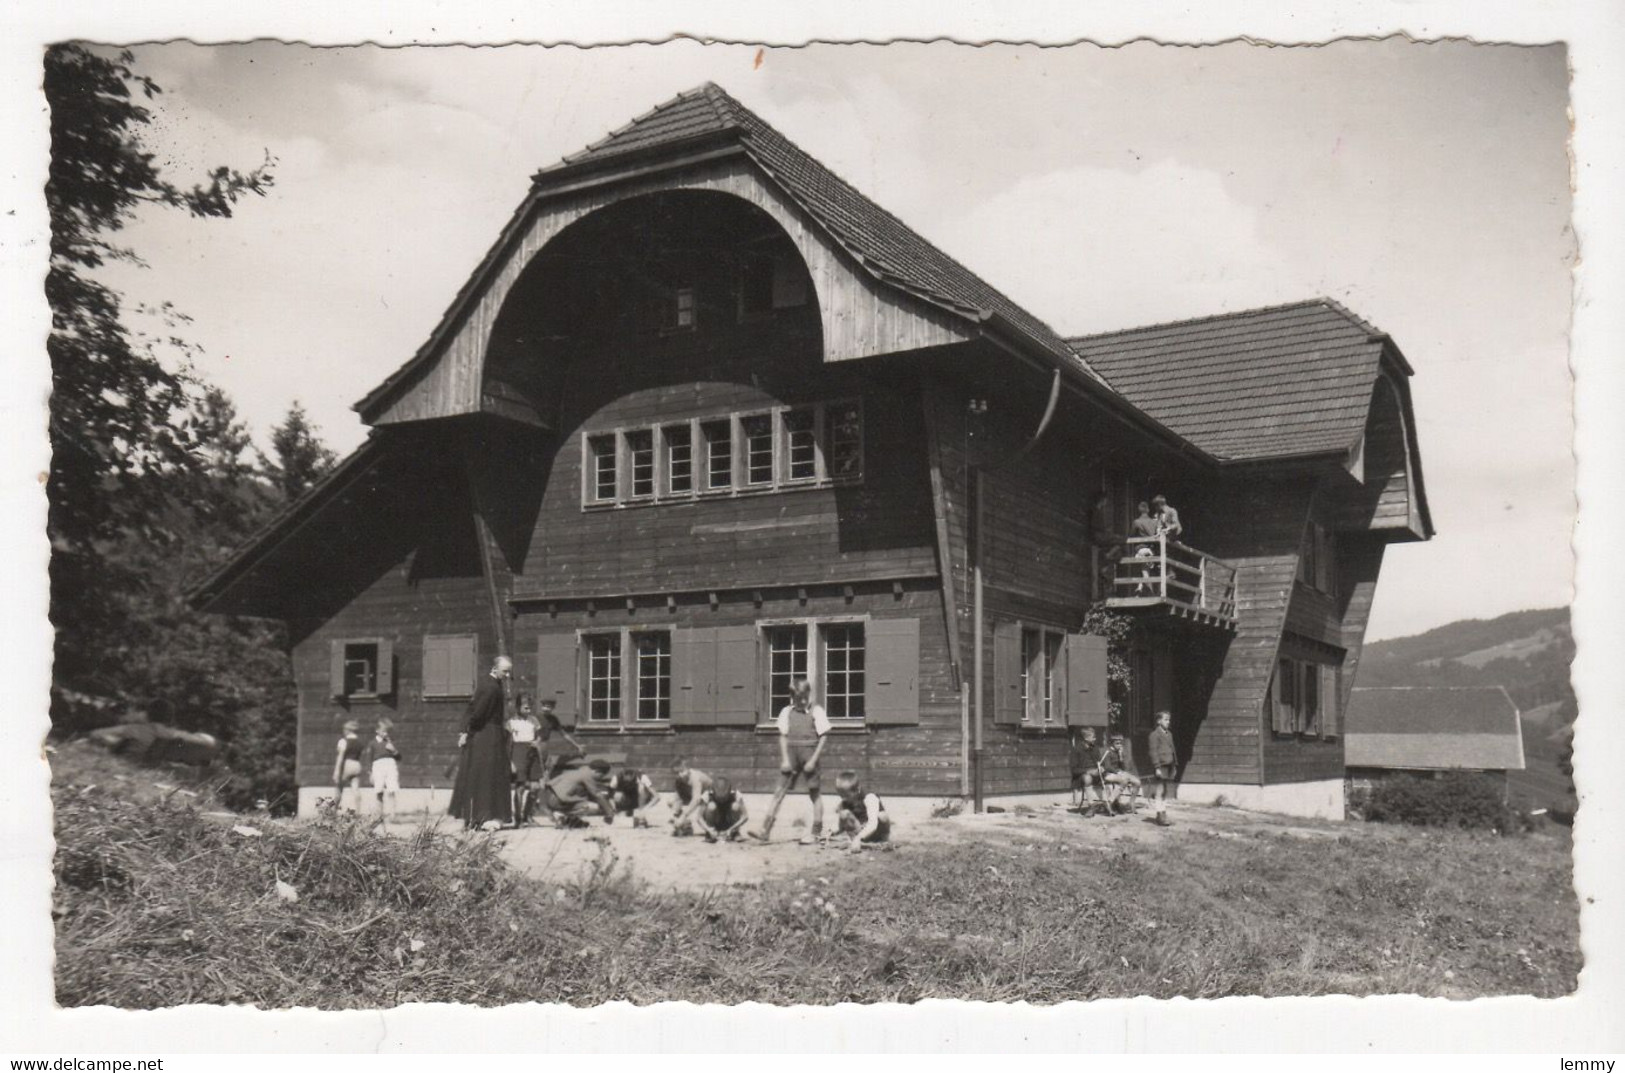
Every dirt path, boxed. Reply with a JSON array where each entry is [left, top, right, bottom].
[[464, 801, 1341, 892]]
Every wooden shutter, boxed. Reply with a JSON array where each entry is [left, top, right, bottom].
[[713, 625, 759, 725], [1064, 633, 1110, 726], [448, 636, 475, 697], [672, 627, 716, 726], [1323, 665, 1342, 738], [1303, 662, 1322, 736], [993, 621, 1023, 725], [865, 617, 920, 725], [373, 638, 394, 696], [423, 637, 450, 697], [329, 640, 345, 697], [1272, 660, 1296, 734], [536, 632, 580, 726]]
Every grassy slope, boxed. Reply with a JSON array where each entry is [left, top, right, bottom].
[[52, 748, 1580, 1008]]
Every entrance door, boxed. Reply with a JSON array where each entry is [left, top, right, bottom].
[[1127, 641, 1173, 773]]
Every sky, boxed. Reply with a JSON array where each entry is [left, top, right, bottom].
[[96, 39, 1575, 642]]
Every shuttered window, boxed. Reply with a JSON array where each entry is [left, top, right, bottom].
[[422, 634, 476, 698], [329, 638, 393, 698], [1270, 656, 1340, 739], [1063, 633, 1110, 727]]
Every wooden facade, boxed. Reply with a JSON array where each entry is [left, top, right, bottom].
[[193, 84, 1433, 817]]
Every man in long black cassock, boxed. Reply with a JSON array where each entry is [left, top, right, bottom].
[[448, 655, 514, 829]]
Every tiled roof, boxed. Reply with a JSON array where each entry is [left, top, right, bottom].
[[538, 84, 1101, 383], [1345, 686, 1525, 771], [1068, 299, 1390, 461]]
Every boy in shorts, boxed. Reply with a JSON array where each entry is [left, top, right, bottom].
[[751, 678, 830, 844], [506, 694, 543, 825], [833, 770, 890, 852], [1147, 709, 1178, 827], [695, 775, 749, 842], [1069, 726, 1108, 815], [543, 757, 617, 828], [669, 758, 714, 836], [366, 718, 402, 822]]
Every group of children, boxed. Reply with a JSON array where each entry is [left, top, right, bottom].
[[1067, 710, 1178, 827], [332, 717, 402, 819]]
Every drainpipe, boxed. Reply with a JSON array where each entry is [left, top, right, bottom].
[[972, 466, 986, 813]]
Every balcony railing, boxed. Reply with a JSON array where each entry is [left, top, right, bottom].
[[1106, 535, 1239, 627]]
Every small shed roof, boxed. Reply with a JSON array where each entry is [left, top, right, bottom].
[[1345, 686, 1525, 772], [1068, 299, 1397, 462]]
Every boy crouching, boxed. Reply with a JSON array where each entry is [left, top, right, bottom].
[[543, 758, 617, 828], [695, 775, 749, 843], [834, 771, 890, 853], [611, 767, 660, 828]]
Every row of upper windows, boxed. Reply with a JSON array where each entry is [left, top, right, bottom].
[[583, 401, 863, 507]]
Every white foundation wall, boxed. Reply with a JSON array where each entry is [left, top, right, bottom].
[[1176, 779, 1347, 820]]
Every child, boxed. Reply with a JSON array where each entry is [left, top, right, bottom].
[[366, 718, 402, 822], [506, 693, 543, 825], [1100, 733, 1142, 814], [535, 697, 583, 782], [751, 678, 831, 844], [543, 758, 617, 828], [1147, 709, 1177, 828], [833, 771, 889, 852], [611, 766, 660, 828], [332, 720, 365, 811], [695, 775, 749, 842], [1069, 726, 1108, 815], [669, 758, 714, 836]]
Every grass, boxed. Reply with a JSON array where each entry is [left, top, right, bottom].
[[51, 746, 1580, 1008]]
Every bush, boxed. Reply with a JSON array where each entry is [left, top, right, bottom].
[[1361, 773, 1520, 833]]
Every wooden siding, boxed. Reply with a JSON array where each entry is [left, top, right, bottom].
[[368, 157, 969, 427], [1327, 372, 1425, 538], [514, 314, 938, 598], [509, 582, 963, 798]]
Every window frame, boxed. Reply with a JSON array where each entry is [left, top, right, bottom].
[[1271, 654, 1341, 740], [1297, 520, 1338, 596], [575, 626, 677, 730], [755, 614, 870, 728], [581, 399, 863, 509], [341, 640, 380, 699]]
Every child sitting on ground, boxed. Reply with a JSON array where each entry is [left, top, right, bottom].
[[834, 770, 890, 852], [669, 758, 714, 836], [611, 767, 660, 828], [695, 774, 749, 843]]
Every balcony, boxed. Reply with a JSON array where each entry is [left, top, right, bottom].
[[1105, 535, 1239, 630]]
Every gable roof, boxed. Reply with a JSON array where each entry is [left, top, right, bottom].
[[535, 83, 1101, 384], [1068, 298, 1395, 462], [1345, 686, 1525, 772]]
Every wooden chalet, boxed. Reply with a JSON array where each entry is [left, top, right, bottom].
[[192, 84, 1433, 819]]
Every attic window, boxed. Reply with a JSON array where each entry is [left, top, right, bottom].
[[739, 251, 809, 319], [671, 287, 696, 331]]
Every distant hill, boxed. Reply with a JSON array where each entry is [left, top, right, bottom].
[[1360, 607, 1575, 809]]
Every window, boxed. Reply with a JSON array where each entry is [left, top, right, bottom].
[[583, 401, 862, 506], [739, 251, 808, 319], [702, 420, 733, 491], [1271, 655, 1340, 738], [626, 430, 655, 499], [586, 634, 622, 723], [763, 620, 867, 723], [329, 637, 393, 699], [1298, 521, 1336, 595], [672, 287, 696, 330], [343, 642, 378, 696], [634, 631, 671, 722], [1021, 628, 1063, 725], [821, 623, 866, 721], [824, 401, 863, 480], [663, 424, 693, 495], [765, 624, 810, 717], [742, 413, 775, 486], [579, 630, 673, 728], [783, 407, 818, 482], [588, 435, 618, 502]]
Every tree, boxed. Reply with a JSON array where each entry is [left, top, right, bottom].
[[46, 43, 273, 723], [265, 402, 338, 500]]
